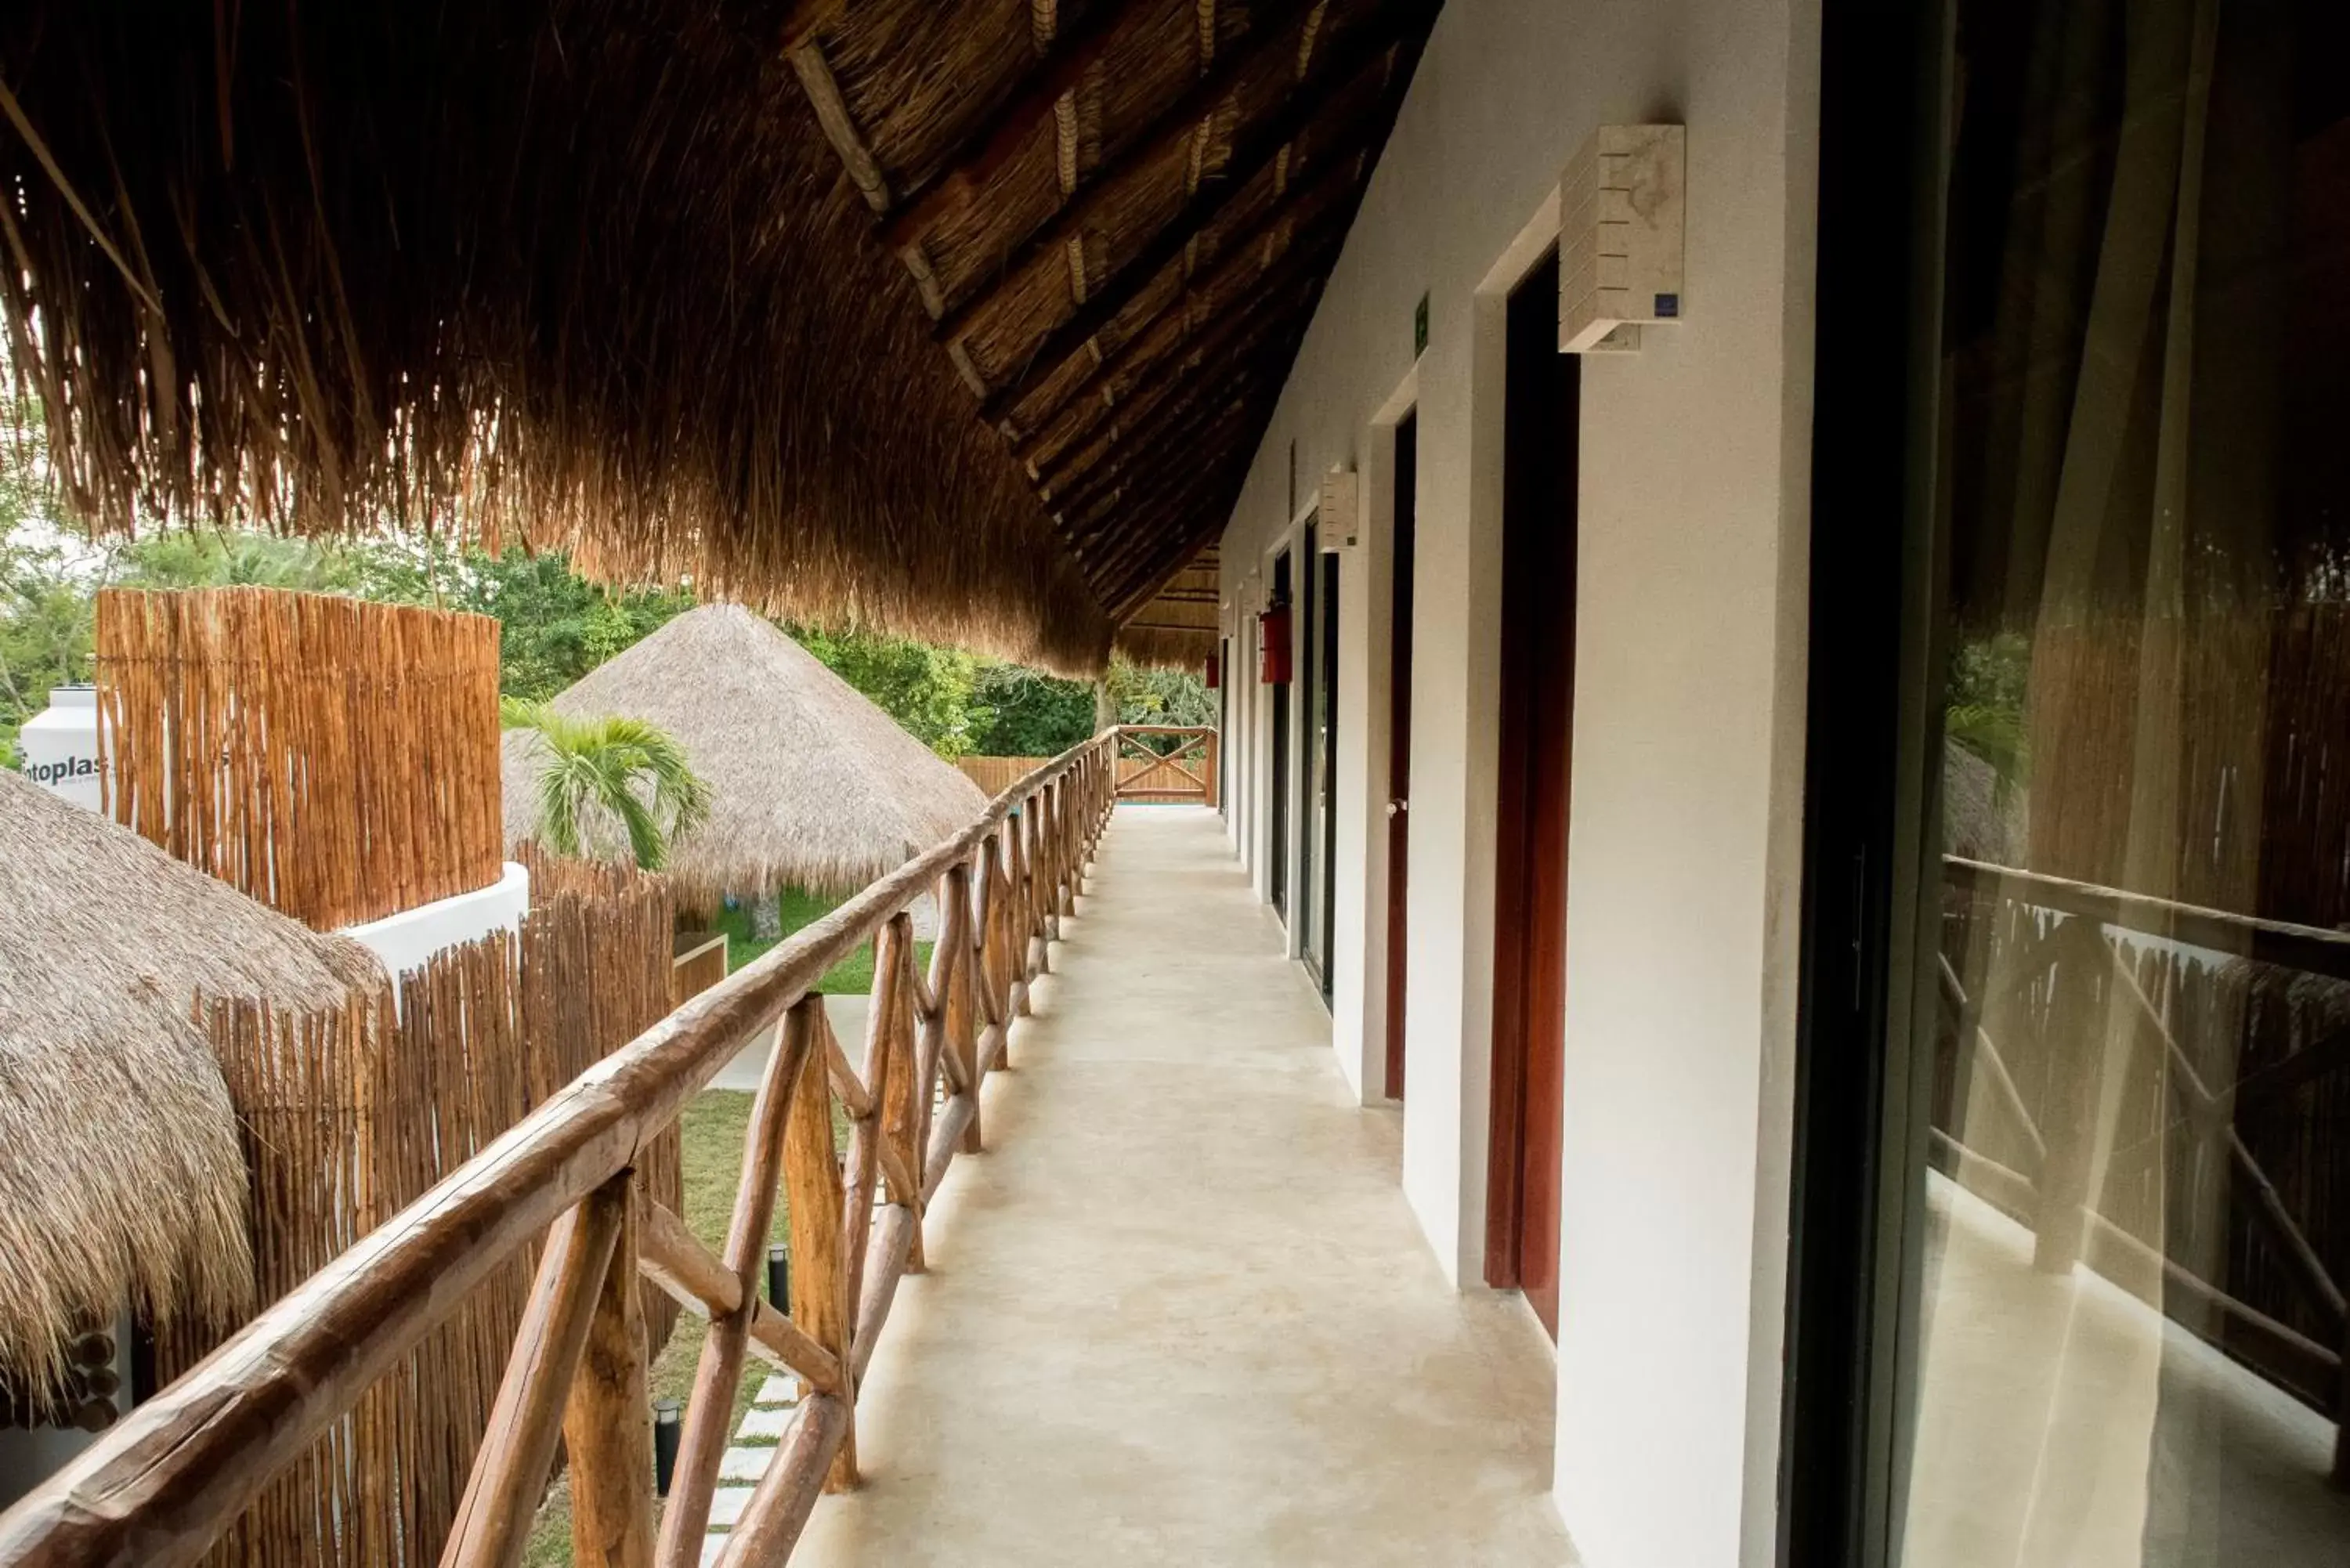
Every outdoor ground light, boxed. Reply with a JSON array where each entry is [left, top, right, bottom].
[[768, 1242, 790, 1308], [653, 1398, 682, 1496]]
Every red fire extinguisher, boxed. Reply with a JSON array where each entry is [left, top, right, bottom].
[[1258, 603, 1292, 685]]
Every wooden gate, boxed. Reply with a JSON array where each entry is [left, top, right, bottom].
[[1112, 726, 1217, 806]]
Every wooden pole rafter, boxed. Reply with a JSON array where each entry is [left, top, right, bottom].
[[966, 15, 1423, 423]]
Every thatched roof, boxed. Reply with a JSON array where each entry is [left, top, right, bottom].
[[1115, 544, 1220, 667], [0, 768, 385, 1408], [502, 605, 989, 903], [0, 0, 1435, 674]]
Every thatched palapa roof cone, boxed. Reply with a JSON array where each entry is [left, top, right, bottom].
[[501, 605, 989, 907], [0, 768, 385, 1412]]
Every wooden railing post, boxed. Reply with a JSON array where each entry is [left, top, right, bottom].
[[566, 1184, 656, 1568], [443, 1172, 631, 1568], [782, 1007, 855, 1492], [2031, 923, 2106, 1276], [888, 930, 934, 1274], [1026, 788, 1052, 972], [656, 1003, 818, 1565], [839, 920, 906, 1370], [942, 862, 982, 1152], [975, 833, 1012, 1071], [1058, 774, 1079, 918], [1039, 782, 1062, 941]]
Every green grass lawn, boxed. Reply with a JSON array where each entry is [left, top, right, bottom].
[[522, 1090, 790, 1567], [710, 886, 935, 995]]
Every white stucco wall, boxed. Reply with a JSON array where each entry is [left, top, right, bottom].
[[341, 862, 532, 982], [1213, 0, 1820, 1562]]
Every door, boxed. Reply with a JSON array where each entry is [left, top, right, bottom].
[[1305, 533, 1340, 1003], [1484, 248, 1578, 1339], [1385, 411, 1418, 1098], [1267, 547, 1292, 919], [1298, 521, 1323, 980], [1217, 635, 1231, 816]]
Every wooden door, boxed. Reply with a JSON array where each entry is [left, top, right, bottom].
[[1484, 251, 1578, 1338], [1384, 411, 1418, 1098]]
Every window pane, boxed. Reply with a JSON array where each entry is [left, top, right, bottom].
[[1900, 0, 2350, 1563]]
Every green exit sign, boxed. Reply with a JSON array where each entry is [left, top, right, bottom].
[[1414, 292, 1430, 357]]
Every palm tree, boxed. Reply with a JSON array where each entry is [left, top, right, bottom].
[[500, 697, 712, 871]]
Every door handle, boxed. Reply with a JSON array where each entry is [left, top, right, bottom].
[[1386, 800, 1407, 818]]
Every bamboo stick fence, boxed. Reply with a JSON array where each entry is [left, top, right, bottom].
[[148, 855, 693, 1567], [0, 732, 1119, 1568], [96, 587, 504, 930]]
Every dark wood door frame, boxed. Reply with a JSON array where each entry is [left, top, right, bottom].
[[1267, 547, 1292, 919], [1384, 410, 1418, 1100], [1483, 249, 1578, 1340]]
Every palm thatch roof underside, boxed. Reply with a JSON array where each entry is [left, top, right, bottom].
[[1116, 544, 1221, 667], [789, 0, 1436, 648], [0, 769, 386, 1409], [502, 604, 989, 903], [0, 0, 1431, 674]]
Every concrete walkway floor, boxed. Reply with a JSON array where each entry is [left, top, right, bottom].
[[790, 805, 1575, 1566]]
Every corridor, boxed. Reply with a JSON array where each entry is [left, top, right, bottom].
[[790, 805, 1575, 1565]]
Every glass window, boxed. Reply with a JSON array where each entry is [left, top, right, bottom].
[[1895, 0, 2350, 1563]]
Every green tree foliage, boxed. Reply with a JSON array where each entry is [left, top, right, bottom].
[[969, 663, 1095, 757], [788, 623, 989, 758], [457, 550, 696, 700], [1107, 661, 1217, 728], [500, 697, 713, 870], [1947, 630, 2031, 793], [3, 475, 1217, 775]]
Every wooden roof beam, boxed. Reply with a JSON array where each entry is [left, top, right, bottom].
[[1076, 364, 1290, 552], [878, 0, 1292, 251], [1014, 150, 1363, 446], [1054, 313, 1315, 513], [1054, 329, 1306, 523], [1032, 261, 1329, 495], [967, 8, 1428, 421], [1065, 387, 1278, 558], [1054, 353, 1297, 527], [926, 0, 1326, 337], [1057, 389, 1266, 532], [1111, 530, 1232, 622], [787, 42, 893, 215], [1104, 501, 1246, 617]]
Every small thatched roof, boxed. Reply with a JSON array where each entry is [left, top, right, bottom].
[[502, 605, 989, 904], [0, 768, 385, 1408]]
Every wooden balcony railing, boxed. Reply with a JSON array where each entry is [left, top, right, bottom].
[[0, 732, 1119, 1568], [1112, 724, 1217, 806], [1932, 856, 2350, 1487]]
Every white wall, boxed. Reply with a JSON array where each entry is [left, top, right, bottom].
[[1215, 0, 1820, 1563]]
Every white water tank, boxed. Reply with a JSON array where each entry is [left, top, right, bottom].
[[17, 684, 104, 811]]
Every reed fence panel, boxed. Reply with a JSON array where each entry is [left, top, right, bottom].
[[2026, 605, 2350, 927], [517, 849, 687, 1355], [152, 852, 691, 1566], [96, 587, 504, 930], [954, 755, 1053, 795], [163, 938, 533, 1568]]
